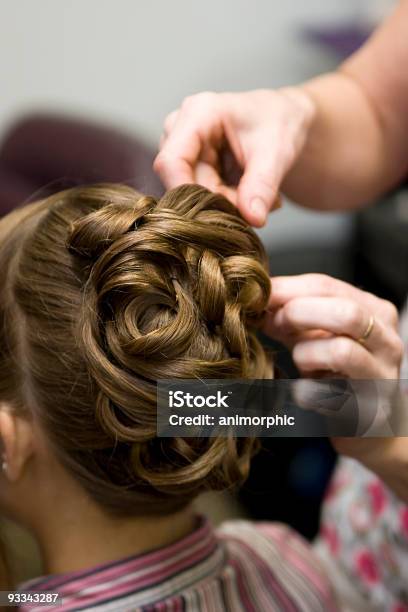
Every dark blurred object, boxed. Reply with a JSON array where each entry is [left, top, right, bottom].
[[303, 23, 372, 59], [240, 439, 336, 538], [0, 114, 163, 215], [239, 334, 337, 540], [353, 190, 408, 309]]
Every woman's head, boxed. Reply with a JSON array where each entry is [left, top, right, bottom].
[[0, 184, 270, 519]]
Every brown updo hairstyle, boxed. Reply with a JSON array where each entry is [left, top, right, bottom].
[[0, 184, 271, 516]]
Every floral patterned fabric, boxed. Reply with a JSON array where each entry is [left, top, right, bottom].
[[315, 304, 408, 612], [318, 458, 408, 611]]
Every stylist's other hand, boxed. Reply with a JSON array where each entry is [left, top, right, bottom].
[[154, 89, 315, 227], [263, 273, 408, 500], [264, 273, 403, 379]]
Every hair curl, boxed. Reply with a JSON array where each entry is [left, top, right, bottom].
[[0, 184, 271, 516]]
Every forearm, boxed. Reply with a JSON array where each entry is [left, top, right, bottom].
[[282, 1, 408, 210], [334, 435, 408, 504], [282, 72, 392, 210], [366, 436, 408, 504]]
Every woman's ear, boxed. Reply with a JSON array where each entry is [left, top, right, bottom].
[[0, 405, 34, 482]]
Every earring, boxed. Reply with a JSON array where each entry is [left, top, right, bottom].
[[1, 459, 8, 475]]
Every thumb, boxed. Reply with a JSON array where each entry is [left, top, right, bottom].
[[237, 150, 283, 227]]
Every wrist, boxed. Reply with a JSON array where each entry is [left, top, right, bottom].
[[279, 86, 317, 129], [362, 438, 408, 499]]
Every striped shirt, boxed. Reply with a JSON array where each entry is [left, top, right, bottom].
[[19, 517, 338, 611]]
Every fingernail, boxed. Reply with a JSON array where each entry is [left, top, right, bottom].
[[250, 197, 267, 225], [273, 308, 285, 327]]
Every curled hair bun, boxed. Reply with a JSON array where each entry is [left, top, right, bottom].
[[66, 184, 271, 512]]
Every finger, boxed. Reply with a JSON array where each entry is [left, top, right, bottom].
[[163, 109, 179, 136], [200, 142, 221, 170], [158, 110, 180, 152], [194, 160, 221, 191], [157, 136, 220, 188], [154, 94, 223, 189], [293, 380, 393, 436], [262, 314, 332, 348], [236, 147, 284, 227], [270, 297, 395, 354], [154, 131, 200, 187], [292, 379, 354, 418], [269, 274, 371, 306], [293, 336, 384, 378], [194, 161, 238, 204], [268, 274, 399, 328], [159, 133, 167, 150]]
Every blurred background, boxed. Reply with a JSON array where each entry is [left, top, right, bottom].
[[1, 0, 405, 585], [0, 0, 395, 280]]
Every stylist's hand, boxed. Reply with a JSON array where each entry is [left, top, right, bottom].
[[154, 88, 315, 227], [264, 273, 402, 379], [264, 273, 407, 500]]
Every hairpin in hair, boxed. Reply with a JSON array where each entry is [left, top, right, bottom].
[[170, 276, 179, 302]]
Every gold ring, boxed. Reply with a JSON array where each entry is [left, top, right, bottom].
[[358, 315, 375, 344]]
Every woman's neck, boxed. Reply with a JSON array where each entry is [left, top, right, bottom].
[[34, 498, 195, 576]]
